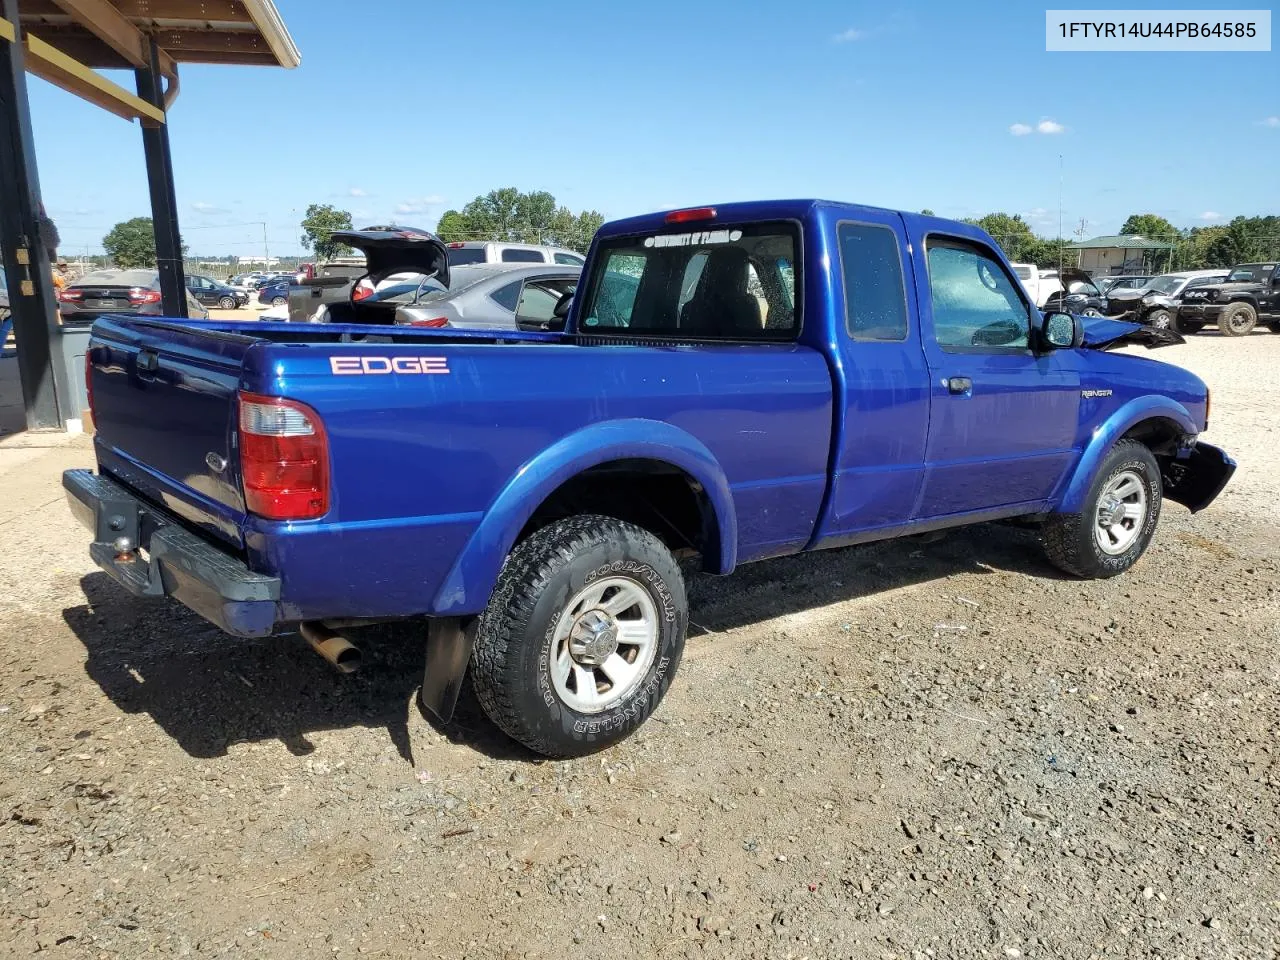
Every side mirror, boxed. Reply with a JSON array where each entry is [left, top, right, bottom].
[[552, 291, 573, 320], [1040, 310, 1083, 350]]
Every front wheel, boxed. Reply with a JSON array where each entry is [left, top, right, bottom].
[[1081, 307, 1104, 318], [218, 296, 237, 310], [470, 515, 688, 758], [1218, 302, 1257, 337], [1042, 440, 1162, 579], [1147, 308, 1174, 330]]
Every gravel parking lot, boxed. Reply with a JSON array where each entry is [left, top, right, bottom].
[[1, 332, 1276, 959]]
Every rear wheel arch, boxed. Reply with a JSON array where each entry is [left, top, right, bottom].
[[430, 421, 736, 616]]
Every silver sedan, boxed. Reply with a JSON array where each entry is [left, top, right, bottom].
[[387, 264, 581, 330]]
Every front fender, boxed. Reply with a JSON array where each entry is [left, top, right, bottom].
[[430, 419, 737, 616], [1057, 396, 1198, 513]]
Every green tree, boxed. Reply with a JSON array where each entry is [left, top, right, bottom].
[[434, 188, 604, 252], [299, 204, 354, 261], [435, 209, 469, 243], [920, 208, 935, 216], [102, 217, 157, 268], [1119, 213, 1178, 239]]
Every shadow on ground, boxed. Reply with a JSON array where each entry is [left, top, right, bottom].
[[62, 520, 1062, 763]]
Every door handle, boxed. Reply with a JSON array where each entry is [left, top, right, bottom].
[[945, 376, 972, 395], [136, 350, 159, 375]]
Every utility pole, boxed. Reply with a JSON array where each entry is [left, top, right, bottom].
[[1057, 154, 1064, 276], [262, 221, 270, 269]]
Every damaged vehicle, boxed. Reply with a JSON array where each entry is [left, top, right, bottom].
[[1104, 269, 1229, 332], [65, 200, 1234, 758], [1041, 268, 1108, 317]]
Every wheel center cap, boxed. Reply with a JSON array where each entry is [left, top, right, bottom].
[[569, 610, 619, 666], [1098, 495, 1123, 526]]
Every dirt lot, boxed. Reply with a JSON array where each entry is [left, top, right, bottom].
[[1, 332, 1277, 959]]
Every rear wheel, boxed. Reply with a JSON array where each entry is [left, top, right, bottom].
[[271, 296, 287, 307], [1043, 440, 1162, 579], [470, 515, 687, 758], [218, 296, 237, 310], [1218, 302, 1257, 337]]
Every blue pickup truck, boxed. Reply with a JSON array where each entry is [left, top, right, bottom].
[[65, 201, 1234, 757]]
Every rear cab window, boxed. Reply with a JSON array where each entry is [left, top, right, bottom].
[[501, 248, 544, 263], [447, 247, 486, 265], [577, 222, 800, 341]]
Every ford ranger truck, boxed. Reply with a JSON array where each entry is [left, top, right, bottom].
[[64, 201, 1236, 758]]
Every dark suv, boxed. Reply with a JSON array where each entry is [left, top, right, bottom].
[[186, 274, 249, 309], [1176, 262, 1280, 336]]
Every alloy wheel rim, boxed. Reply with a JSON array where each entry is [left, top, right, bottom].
[[1094, 470, 1147, 555], [549, 577, 658, 714]]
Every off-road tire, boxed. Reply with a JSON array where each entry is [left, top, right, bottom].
[[1042, 440, 1162, 579], [1146, 309, 1174, 330], [470, 515, 687, 758], [218, 296, 237, 310], [1175, 318, 1206, 335], [1218, 302, 1257, 337]]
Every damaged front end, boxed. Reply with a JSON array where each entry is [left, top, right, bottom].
[[1161, 441, 1236, 513], [1079, 316, 1184, 351]]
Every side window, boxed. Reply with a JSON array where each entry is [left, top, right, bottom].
[[925, 240, 1031, 352], [489, 280, 521, 312], [515, 279, 575, 324], [501, 248, 543, 263], [838, 222, 908, 342], [590, 253, 645, 327], [553, 252, 584, 265]]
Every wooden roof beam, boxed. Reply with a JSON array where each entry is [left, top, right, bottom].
[[48, 0, 177, 77]]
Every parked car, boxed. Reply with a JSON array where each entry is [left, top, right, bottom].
[[257, 277, 292, 307], [1041, 268, 1108, 316], [57, 269, 210, 323], [1105, 270, 1230, 331], [376, 264, 582, 330], [445, 241, 585, 267], [67, 200, 1234, 759], [1176, 262, 1280, 336], [1010, 263, 1063, 307], [288, 227, 443, 322], [186, 274, 249, 309], [1096, 275, 1152, 294]]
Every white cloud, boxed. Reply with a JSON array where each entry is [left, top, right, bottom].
[[833, 27, 864, 42], [349, 187, 369, 197], [394, 195, 445, 215], [1036, 119, 1065, 135], [1009, 123, 1033, 136], [191, 201, 220, 213], [1199, 211, 1223, 220], [1258, 116, 1280, 128]]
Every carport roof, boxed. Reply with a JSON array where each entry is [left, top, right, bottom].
[[16, 0, 299, 71], [1069, 234, 1175, 250]]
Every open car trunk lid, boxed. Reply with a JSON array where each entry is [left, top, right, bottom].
[[1079, 316, 1183, 351], [88, 317, 257, 551], [329, 227, 451, 288]]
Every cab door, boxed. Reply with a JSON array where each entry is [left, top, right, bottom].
[[910, 231, 1080, 518], [819, 213, 931, 545]]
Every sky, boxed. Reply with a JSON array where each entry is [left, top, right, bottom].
[[24, 0, 1279, 259]]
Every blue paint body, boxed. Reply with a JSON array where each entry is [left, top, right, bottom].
[[80, 200, 1221, 636]]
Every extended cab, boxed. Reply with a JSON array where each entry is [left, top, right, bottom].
[[65, 201, 1235, 758], [1175, 262, 1280, 336]]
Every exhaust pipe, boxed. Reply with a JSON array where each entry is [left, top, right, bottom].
[[299, 621, 362, 674]]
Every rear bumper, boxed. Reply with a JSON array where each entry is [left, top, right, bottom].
[[63, 469, 281, 637]]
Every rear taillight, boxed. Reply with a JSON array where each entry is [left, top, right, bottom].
[[408, 317, 449, 328], [352, 279, 375, 302], [128, 287, 162, 304], [57, 289, 83, 303], [238, 392, 329, 520]]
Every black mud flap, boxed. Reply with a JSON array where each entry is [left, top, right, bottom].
[[420, 617, 476, 722], [1162, 442, 1236, 513]]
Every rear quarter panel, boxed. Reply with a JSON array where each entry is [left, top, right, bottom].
[[243, 340, 832, 621]]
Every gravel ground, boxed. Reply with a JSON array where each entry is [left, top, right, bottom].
[[1, 332, 1277, 959]]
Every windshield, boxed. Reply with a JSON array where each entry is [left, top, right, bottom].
[[1226, 265, 1266, 282], [1144, 275, 1183, 295], [577, 222, 799, 340], [1185, 275, 1225, 289]]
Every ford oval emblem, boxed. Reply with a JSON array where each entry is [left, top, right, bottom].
[[205, 452, 227, 473]]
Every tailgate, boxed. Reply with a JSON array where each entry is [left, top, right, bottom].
[[89, 317, 257, 549]]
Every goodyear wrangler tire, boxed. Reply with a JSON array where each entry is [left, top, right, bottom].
[[1042, 440, 1162, 579], [470, 515, 687, 758]]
